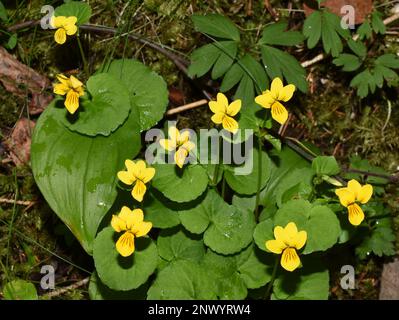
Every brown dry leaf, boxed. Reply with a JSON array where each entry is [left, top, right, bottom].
[[4, 118, 36, 166], [0, 46, 53, 115], [303, 0, 373, 24]]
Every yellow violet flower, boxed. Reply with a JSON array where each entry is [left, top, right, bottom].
[[209, 93, 241, 134], [117, 160, 155, 202], [53, 74, 84, 114], [255, 77, 295, 125], [50, 16, 78, 44], [111, 207, 152, 257], [265, 222, 307, 272], [335, 179, 373, 226], [159, 127, 195, 169]]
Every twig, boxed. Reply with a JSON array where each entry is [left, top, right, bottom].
[[42, 277, 90, 299], [300, 13, 399, 68], [166, 99, 208, 116], [0, 198, 35, 206]]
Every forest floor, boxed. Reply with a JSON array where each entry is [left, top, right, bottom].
[[0, 0, 398, 299]]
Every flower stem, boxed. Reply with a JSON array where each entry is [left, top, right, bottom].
[[265, 257, 279, 299], [254, 133, 263, 221], [77, 34, 89, 78]]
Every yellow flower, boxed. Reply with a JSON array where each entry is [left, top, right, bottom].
[[255, 77, 296, 125], [335, 179, 373, 226], [265, 222, 307, 272], [208, 93, 241, 134], [111, 207, 152, 257], [53, 74, 84, 114], [117, 160, 155, 202], [50, 16, 78, 44], [159, 127, 195, 169]]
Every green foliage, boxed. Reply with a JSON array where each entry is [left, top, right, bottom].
[[303, 11, 350, 57], [356, 217, 396, 259], [312, 156, 340, 176], [93, 227, 158, 291], [151, 163, 208, 203], [179, 190, 255, 254], [60, 73, 131, 136], [189, 15, 308, 105], [147, 260, 218, 299], [55, 1, 92, 25], [0, 1, 7, 22], [2, 279, 38, 300]]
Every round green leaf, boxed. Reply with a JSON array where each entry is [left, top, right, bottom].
[[59, 73, 131, 137], [147, 260, 217, 300], [273, 200, 341, 254], [88, 272, 148, 300], [55, 1, 91, 25], [152, 163, 209, 203], [105, 59, 168, 131], [157, 227, 205, 263], [143, 190, 180, 229], [272, 258, 329, 300], [93, 227, 158, 291], [2, 279, 37, 300], [224, 148, 271, 195], [179, 190, 255, 254], [302, 205, 341, 254], [253, 219, 274, 252], [202, 250, 247, 300], [31, 101, 141, 253]]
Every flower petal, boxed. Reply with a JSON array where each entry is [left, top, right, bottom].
[[294, 231, 307, 250], [284, 222, 299, 247], [179, 130, 191, 145], [159, 139, 176, 151], [116, 232, 135, 257], [174, 147, 188, 168], [273, 226, 285, 242], [271, 101, 288, 125], [222, 116, 239, 134], [69, 75, 83, 89], [217, 92, 229, 108], [65, 23, 77, 36], [131, 208, 144, 225], [64, 90, 80, 114], [281, 247, 301, 272], [265, 239, 286, 254], [117, 171, 135, 185], [124, 159, 135, 173], [347, 179, 362, 198], [133, 221, 152, 237], [270, 77, 284, 99], [168, 127, 180, 144], [53, 83, 70, 96], [51, 16, 67, 28], [56, 74, 70, 85], [357, 184, 373, 204], [181, 141, 195, 152], [111, 214, 127, 232], [348, 203, 365, 226], [133, 160, 146, 179], [255, 91, 274, 109], [226, 99, 241, 116], [278, 84, 296, 102], [211, 113, 224, 124], [118, 206, 134, 229], [209, 101, 226, 114], [132, 180, 146, 202], [54, 28, 67, 44], [335, 188, 355, 207], [142, 167, 155, 183]]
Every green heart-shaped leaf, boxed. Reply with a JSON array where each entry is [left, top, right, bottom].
[[93, 227, 158, 291]]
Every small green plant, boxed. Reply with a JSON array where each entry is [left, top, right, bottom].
[[2, 1, 396, 301]]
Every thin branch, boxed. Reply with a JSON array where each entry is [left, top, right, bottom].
[[166, 99, 208, 115], [42, 277, 90, 299], [0, 198, 35, 206]]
